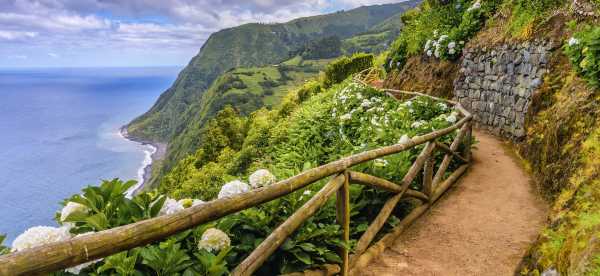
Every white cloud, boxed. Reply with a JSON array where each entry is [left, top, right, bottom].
[[48, 53, 59, 58], [0, 30, 37, 41]]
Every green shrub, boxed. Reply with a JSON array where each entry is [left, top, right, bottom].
[[386, 0, 501, 71], [564, 25, 600, 90], [323, 53, 373, 87], [506, 0, 563, 38], [0, 235, 9, 255]]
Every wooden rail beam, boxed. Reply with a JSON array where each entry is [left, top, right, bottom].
[[348, 171, 428, 202], [432, 123, 470, 186], [232, 174, 346, 276], [336, 171, 351, 276], [434, 141, 468, 163]]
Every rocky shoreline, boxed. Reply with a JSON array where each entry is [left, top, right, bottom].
[[119, 127, 167, 196]]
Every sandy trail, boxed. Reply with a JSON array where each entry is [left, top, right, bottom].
[[357, 131, 547, 276]]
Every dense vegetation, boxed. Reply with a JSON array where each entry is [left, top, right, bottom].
[[127, 1, 420, 144], [0, 71, 464, 275]]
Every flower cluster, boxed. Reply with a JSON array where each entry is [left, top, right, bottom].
[[11, 226, 71, 252], [568, 37, 579, 47], [198, 228, 230, 252], [217, 180, 251, 199], [249, 169, 277, 188], [159, 198, 185, 216], [424, 31, 464, 59]]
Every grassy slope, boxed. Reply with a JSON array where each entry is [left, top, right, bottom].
[[150, 57, 334, 185], [127, 1, 421, 143]]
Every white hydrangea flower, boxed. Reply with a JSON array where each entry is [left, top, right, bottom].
[[249, 169, 276, 188], [65, 232, 102, 274], [159, 198, 184, 215], [404, 100, 413, 107], [198, 228, 230, 253], [467, 0, 481, 11], [12, 226, 72, 252], [434, 49, 441, 58], [424, 40, 432, 51], [568, 37, 579, 46], [60, 202, 88, 222], [218, 180, 250, 199], [449, 48, 456, 55], [361, 99, 372, 108], [448, 41, 456, 49], [340, 114, 352, 121], [426, 50, 433, 57], [446, 114, 458, 123], [437, 102, 448, 110], [438, 35, 449, 42], [411, 120, 426, 128], [399, 134, 411, 144], [374, 159, 389, 167]]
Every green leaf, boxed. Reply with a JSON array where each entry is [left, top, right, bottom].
[[292, 250, 313, 265], [85, 213, 109, 231]]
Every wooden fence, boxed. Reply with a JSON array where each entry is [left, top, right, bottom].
[[0, 74, 473, 276]]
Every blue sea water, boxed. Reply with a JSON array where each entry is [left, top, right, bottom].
[[0, 67, 180, 243]]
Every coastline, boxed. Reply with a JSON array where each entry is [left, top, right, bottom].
[[119, 126, 167, 196]]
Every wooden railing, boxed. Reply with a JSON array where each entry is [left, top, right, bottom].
[[0, 76, 473, 276]]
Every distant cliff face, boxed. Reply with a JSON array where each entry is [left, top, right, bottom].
[[126, 1, 420, 143]]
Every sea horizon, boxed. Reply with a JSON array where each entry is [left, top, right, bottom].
[[0, 66, 180, 243]]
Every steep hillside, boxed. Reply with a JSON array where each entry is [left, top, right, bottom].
[[126, 1, 420, 143]]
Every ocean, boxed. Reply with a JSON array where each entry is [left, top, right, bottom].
[[0, 67, 180, 243]]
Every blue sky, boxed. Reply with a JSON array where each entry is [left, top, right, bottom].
[[0, 0, 402, 68]]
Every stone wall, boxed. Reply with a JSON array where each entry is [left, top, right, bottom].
[[453, 41, 554, 138]]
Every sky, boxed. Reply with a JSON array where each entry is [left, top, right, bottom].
[[0, 0, 403, 68]]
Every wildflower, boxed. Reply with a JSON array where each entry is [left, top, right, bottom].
[[467, 0, 481, 11], [356, 93, 363, 100], [448, 41, 456, 49], [65, 232, 102, 274], [438, 35, 449, 42], [568, 37, 579, 46], [218, 180, 250, 199], [399, 134, 411, 144], [449, 48, 456, 55], [159, 198, 184, 215], [424, 40, 432, 51], [411, 120, 426, 128], [370, 116, 381, 127], [60, 202, 88, 222], [374, 159, 389, 167], [426, 50, 433, 57], [198, 228, 231, 253], [303, 190, 311, 196], [361, 99, 372, 108], [434, 49, 441, 58], [340, 114, 352, 121], [437, 102, 448, 110], [446, 112, 459, 123], [249, 169, 276, 188], [12, 226, 71, 252]]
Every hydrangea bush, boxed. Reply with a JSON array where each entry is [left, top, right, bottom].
[[563, 24, 600, 89], [386, 0, 500, 71]]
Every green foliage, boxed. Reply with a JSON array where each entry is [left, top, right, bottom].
[[156, 78, 462, 273], [564, 25, 600, 90], [127, 2, 419, 143], [97, 250, 141, 276], [0, 234, 9, 255], [296, 36, 342, 59], [323, 53, 374, 87], [505, 0, 563, 38], [59, 179, 165, 233], [385, 0, 500, 71], [140, 239, 192, 275]]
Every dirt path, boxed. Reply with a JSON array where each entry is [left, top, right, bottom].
[[358, 131, 548, 276]]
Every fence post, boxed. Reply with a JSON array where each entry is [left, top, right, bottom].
[[336, 170, 351, 276], [464, 122, 473, 162], [423, 155, 434, 202]]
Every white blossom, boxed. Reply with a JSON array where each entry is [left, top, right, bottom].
[[159, 198, 184, 215], [399, 134, 411, 144], [446, 113, 458, 123], [361, 99, 372, 108], [12, 226, 72, 252], [177, 198, 204, 208], [437, 102, 448, 110], [198, 228, 230, 253], [434, 49, 441, 58], [340, 114, 352, 121], [249, 169, 276, 188], [467, 0, 481, 11], [411, 120, 426, 128], [426, 50, 433, 57], [218, 180, 250, 199], [568, 37, 579, 46], [60, 202, 88, 222], [438, 35, 449, 42], [449, 48, 456, 55], [448, 41, 456, 49], [424, 40, 432, 51]]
